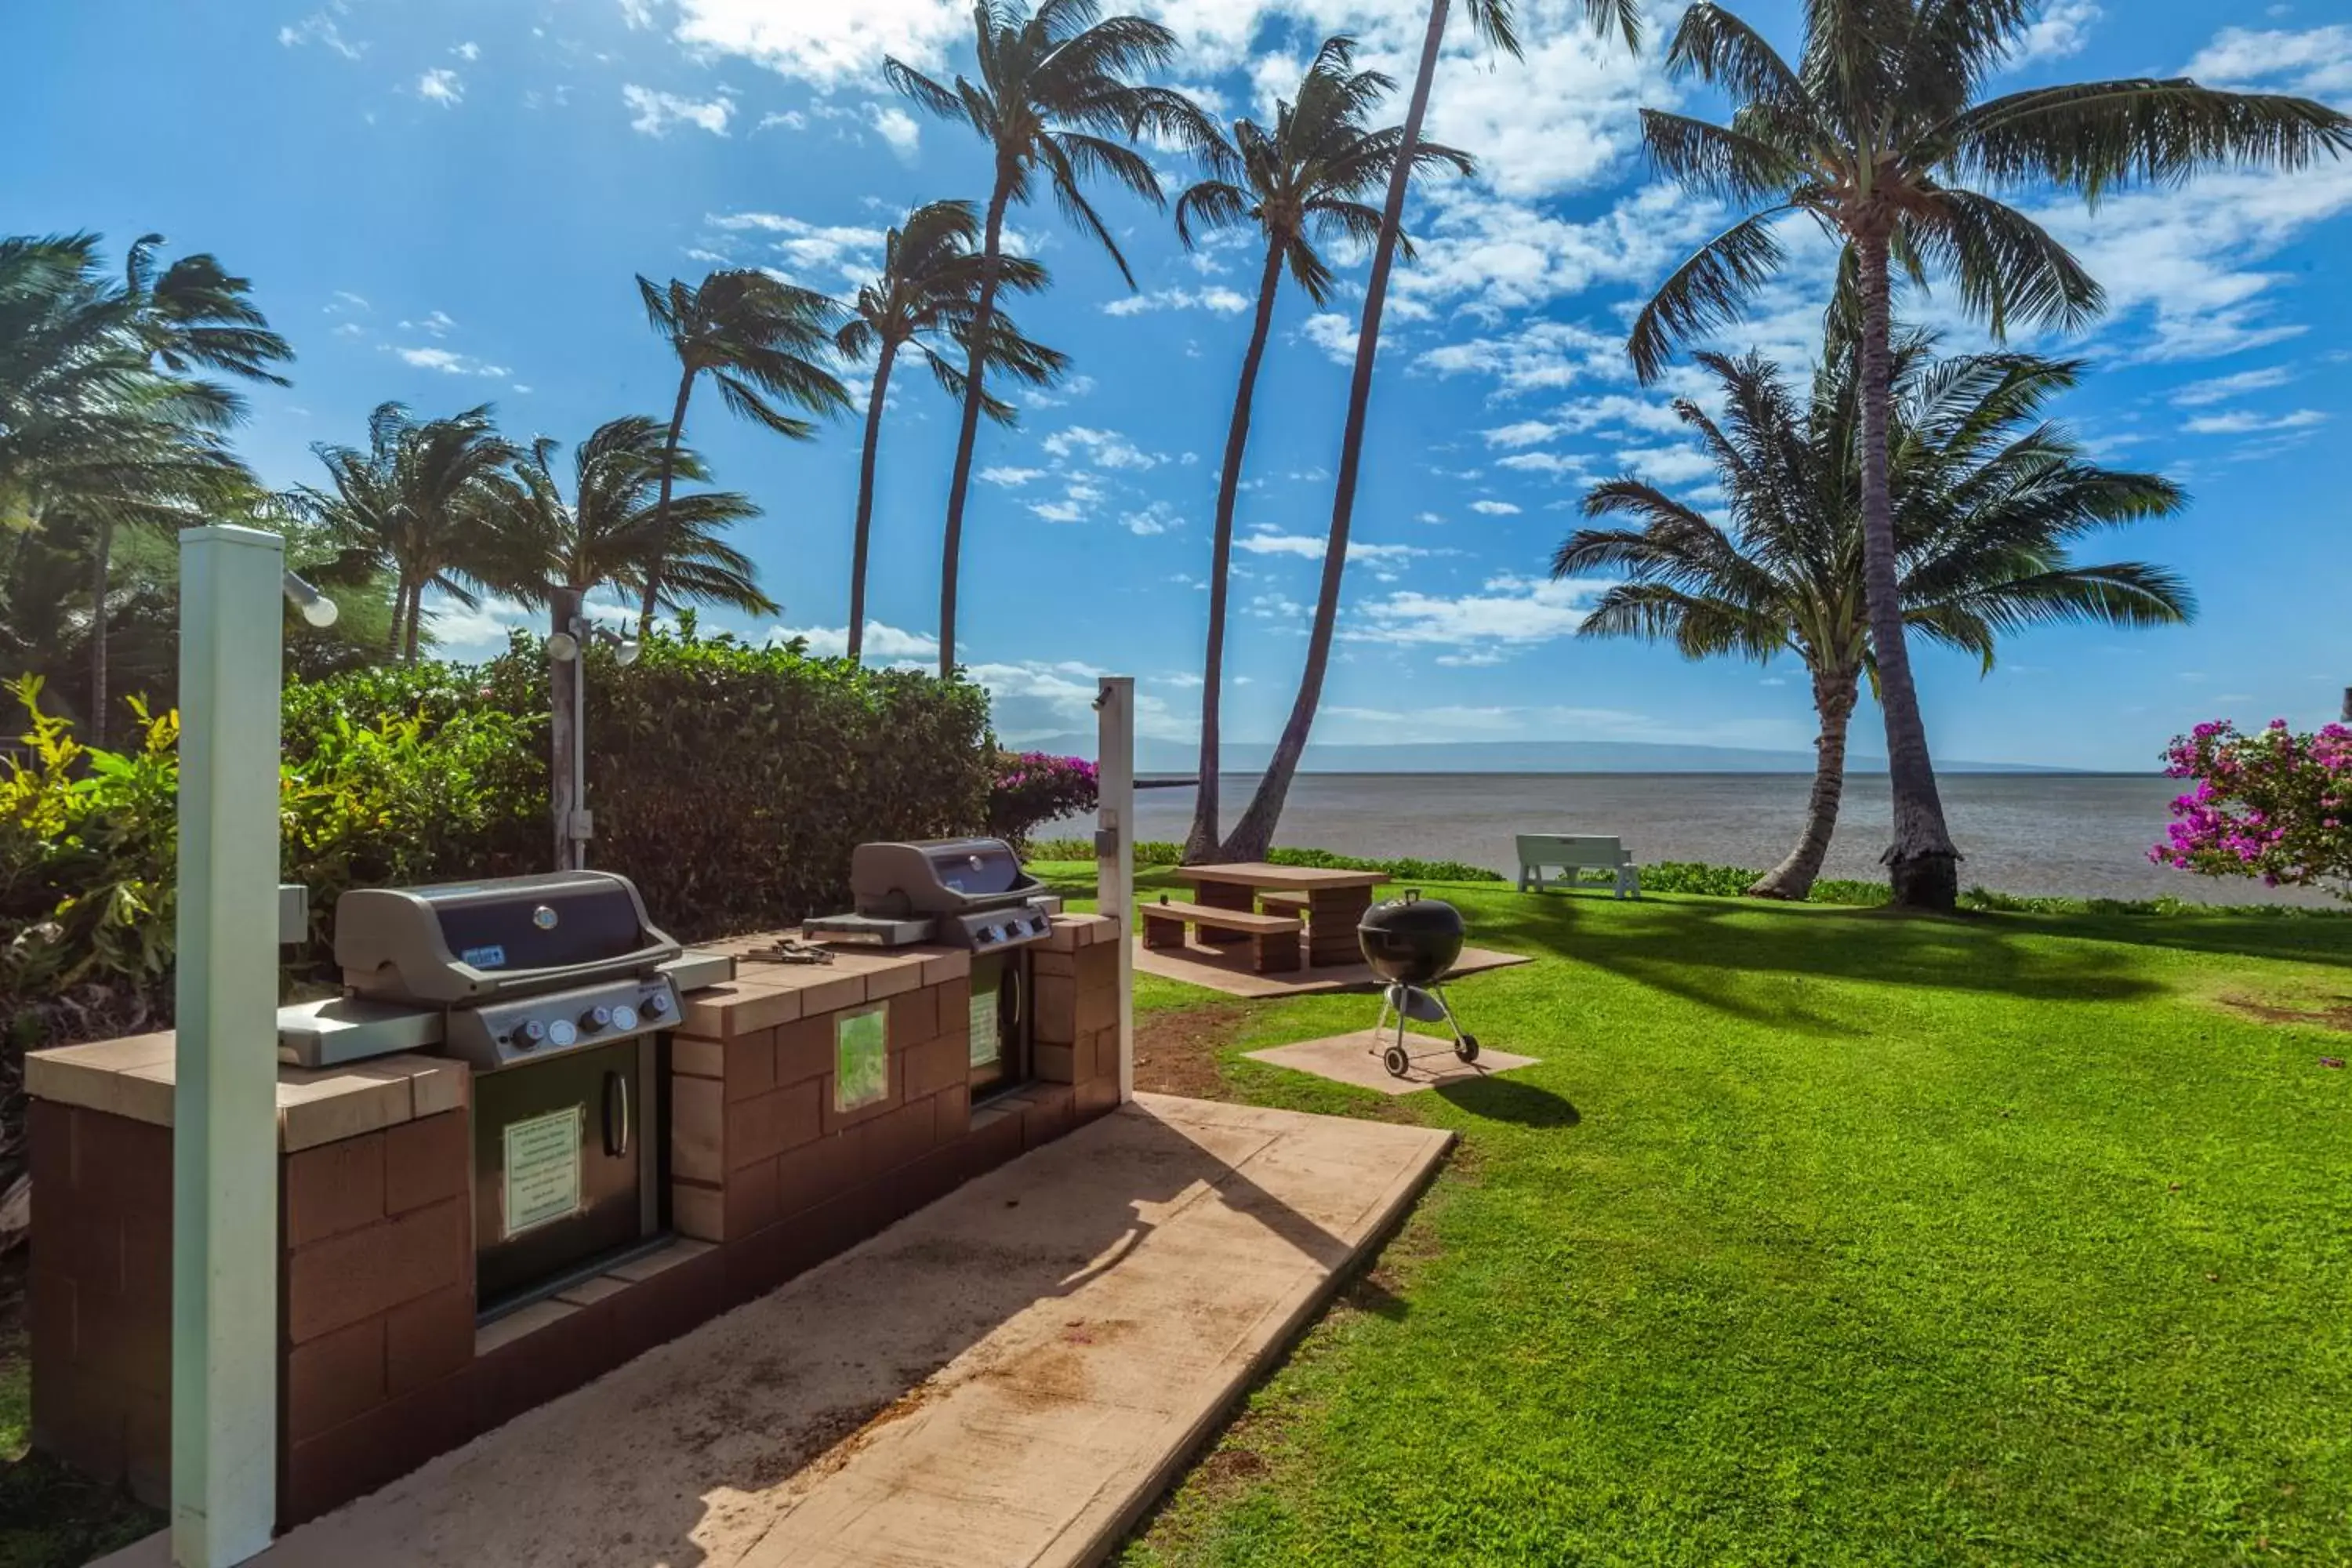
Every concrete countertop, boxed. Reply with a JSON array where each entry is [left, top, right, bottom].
[[26, 916, 1118, 1150]]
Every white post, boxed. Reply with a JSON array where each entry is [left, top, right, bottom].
[[1095, 677, 1136, 1102], [173, 526, 282, 1564]]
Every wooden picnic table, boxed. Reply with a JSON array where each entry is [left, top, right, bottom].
[[1168, 862, 1386, 967]]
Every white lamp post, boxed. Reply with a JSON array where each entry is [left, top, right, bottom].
[[544, 593, 640, 872]]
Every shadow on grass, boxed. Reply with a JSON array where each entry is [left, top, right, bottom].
[[1434, 1076, 1581, 1127], [1469, 893, 2175, 1033]]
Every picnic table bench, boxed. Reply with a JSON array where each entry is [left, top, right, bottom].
[[1169, 863, 1386, 968], [1141, 898, 1302, 974], [1516, 833, 1642, 898]]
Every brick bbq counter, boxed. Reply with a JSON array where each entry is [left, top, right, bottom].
[[26, 912, 1120, 1530]]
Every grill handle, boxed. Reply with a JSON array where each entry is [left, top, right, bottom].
[[604, 1070, 630, 1158], [452, 938, 682, 996]]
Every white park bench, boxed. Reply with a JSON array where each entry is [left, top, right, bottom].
[[1515, 834, 1642, 899]]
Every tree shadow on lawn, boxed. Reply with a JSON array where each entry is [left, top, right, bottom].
[[1470, 892, 2172, 1033]]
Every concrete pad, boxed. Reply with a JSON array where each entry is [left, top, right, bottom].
[[1134, 937, 1530, 999], [100, 1094, 1449, 1568], [1248, 1030, 1541, 1095]]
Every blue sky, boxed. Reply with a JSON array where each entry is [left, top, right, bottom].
[[10, 1, 2350, 768]]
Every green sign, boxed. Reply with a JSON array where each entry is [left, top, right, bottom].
[[503, 1105, 583, 1237]]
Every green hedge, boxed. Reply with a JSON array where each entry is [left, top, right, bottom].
[[3, 630, 993, 1029]]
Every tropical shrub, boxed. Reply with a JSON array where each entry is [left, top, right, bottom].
[[2153, 719, 2352, 899], [987, 752, 1098, 848]]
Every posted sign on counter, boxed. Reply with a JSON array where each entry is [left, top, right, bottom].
[[503, 1105, 583, 1236]]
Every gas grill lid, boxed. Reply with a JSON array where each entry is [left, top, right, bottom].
[[851, 837, 1044, 918], [336, 869, 681, 1007]]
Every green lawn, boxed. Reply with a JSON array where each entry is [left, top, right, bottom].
[[1040, 867, 2352, 1566]]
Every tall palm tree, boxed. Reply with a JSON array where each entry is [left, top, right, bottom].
[[0, 234, 252, 737], [1171, 35, 1473, 862], [85, 234, 292, 737], [835, 200, 1067, 663], [295, 402, 516, 661], [1219, 0, 1642, 862], [634, 270, 849, 636], [887, 0, 1223, 678], [1559, 338, 2190, 899], [1626, 0, 2350, 909]]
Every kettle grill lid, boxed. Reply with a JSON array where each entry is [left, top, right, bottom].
[[1357, 889, 1465, 938]]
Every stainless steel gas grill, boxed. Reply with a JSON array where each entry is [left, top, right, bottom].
[[804, 837, 1065, 1098], [281, 870, 720, 1316]]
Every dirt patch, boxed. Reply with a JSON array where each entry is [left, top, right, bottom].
[[2219, 992, 2352, 1034], [1133, 1003, 1254, 1099]]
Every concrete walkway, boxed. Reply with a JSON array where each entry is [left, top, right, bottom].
[[103, 1094, 1449, 1568]]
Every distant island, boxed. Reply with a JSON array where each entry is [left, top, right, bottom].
[[1008, 736, 2088, 776]]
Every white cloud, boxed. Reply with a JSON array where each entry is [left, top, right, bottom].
[[400, 310, 457, 338], [1497, 452, 1587, 476], [1468, 499, 1521, 516], [279, 9, 362, 58], [978, 466, 1046, 488], [1103, 286, 1253, 317], [452, 40, 481, 62], [1300, 312, 1360, 365], [866, 103, 921, 158], [2186, 24, 2352, 96], [666, 0, 972, 89], [1422, 318, 1622, 394], [416, 68, 463, 106], [1482, 419, 1559, 448], [1414, 511, 1445, 524], [1615, 444, 1717, 486], [1044, 426, 1163, 470], [1348, 572, 1610, 652], [706, 212, 884, 283], [619, 0, 658, 28], [1029, 499, 1089, 524], [1236, 528, 1424, 563], [1551, 393, 1690, 436], [622, 84, 734, 136], [1398, 181, 1726, 319], [757, 110, 808, 132], [2180, 408, 2328, 435], [1122, 501, 1182, 536], [2170, 366, 2296, 405], [392, 345, 511, 378], [2012, 1, 2101, 64], [777, 620, 938, 659]]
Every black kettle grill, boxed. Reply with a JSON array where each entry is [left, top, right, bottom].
[[1358, 891, 1481, 1078]]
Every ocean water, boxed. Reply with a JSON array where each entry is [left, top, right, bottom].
[[1069, 772, 2336, 906]]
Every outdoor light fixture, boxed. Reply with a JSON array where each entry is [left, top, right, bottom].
[[281, 568, 339, 628], [543, 621, 637, 663]]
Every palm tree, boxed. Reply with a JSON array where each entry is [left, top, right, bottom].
[[1558, 338, 2190, 899], [634, 270, 850, 636], [887, 0, 1223, 678], [0, 234, 252, 737], [1218, 0, 1641, 862], [482, 416, 772, 629], [295, 402, 516, 661], [1626, 0, 2350, 909], [835, 200, 1067, 663], [1171, 35, 1473, 862], [85, 234, 292, 736]]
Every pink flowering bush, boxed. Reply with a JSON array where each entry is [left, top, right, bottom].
[[2152, 719, 2352, 898], [987, 751, 1099, 849]]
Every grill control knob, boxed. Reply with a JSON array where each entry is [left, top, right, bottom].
[[611, 1004, 640, 1032], [546, 1018, 579, 1049], [579, 1004, 613, 1033], [645, 991, 673, 1018], [518, 1019, 548, 1048], [976, 926, 997, 945]]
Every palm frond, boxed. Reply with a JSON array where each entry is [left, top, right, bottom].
[[1628, 208, 1791, 383]]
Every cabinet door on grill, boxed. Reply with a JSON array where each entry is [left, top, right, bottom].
[[967, 953, 1028, 1097], [474, 1036, 647, 1312]]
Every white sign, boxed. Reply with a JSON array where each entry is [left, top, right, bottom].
[[503, 1105, 583, 1237], [969, 984, 1000, 1069]]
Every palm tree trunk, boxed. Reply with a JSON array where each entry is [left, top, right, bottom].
[[1221, 0, 1448, 862], [1750, 664, 1858, 900], [87, 517, 112, 747], [1185, 242, 1288, 864], [405, 582, 424, 663], [848, 337, 900, 665], [938, 173, 1014, 681], [386, 577, 408, 658], [1855, 233, 1959, 910], [640, 364, 698, 639]]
